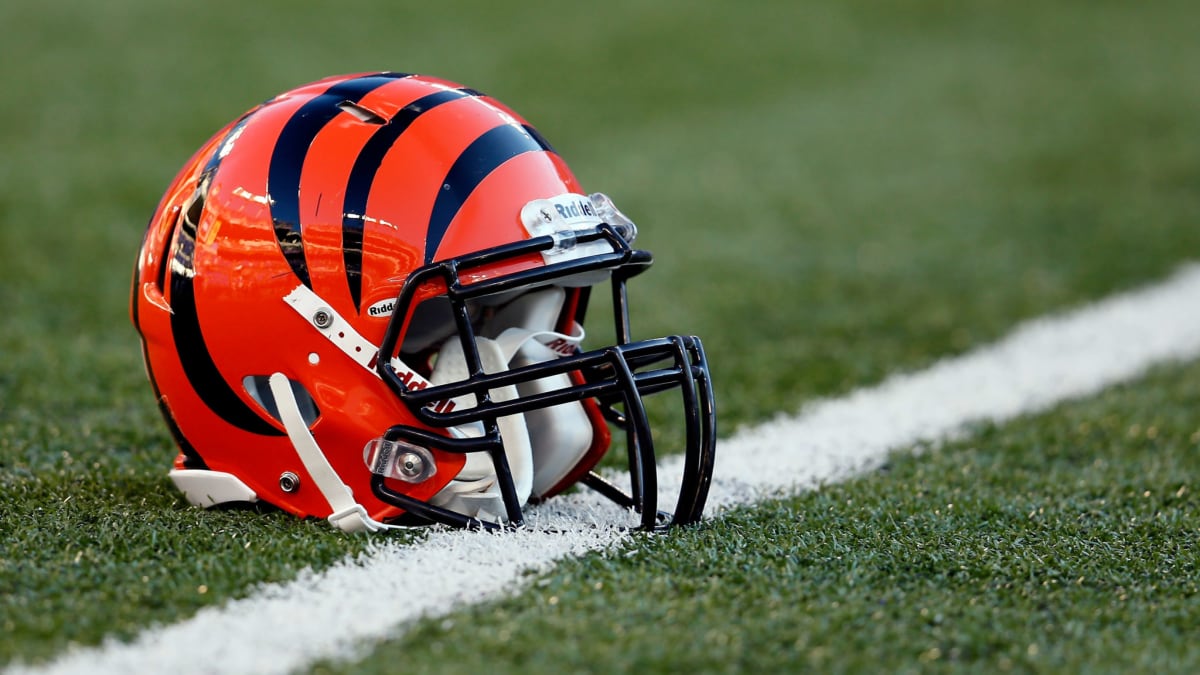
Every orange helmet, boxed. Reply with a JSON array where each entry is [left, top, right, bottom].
[[131, 72, 715, 532]]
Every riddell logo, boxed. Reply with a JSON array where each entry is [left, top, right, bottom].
[[554, 199, 595, 220], [543, 337, 578, 357], [367, 299, 395, 317], [366, 352, 457, 414]]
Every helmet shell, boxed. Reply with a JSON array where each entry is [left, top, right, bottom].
[[132, 73, 586, 521]]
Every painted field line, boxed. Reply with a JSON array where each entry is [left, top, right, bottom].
[[9, 264, 1200, 675]]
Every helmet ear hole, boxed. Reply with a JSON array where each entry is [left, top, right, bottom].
[[243, 375, 320, 427]]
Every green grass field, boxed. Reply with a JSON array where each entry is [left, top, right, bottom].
[[2, 0, 1199, 672]]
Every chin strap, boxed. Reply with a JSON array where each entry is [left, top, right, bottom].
[[267, 372, 403, 533]]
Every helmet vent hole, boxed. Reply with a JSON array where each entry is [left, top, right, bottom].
[[243, 375, 321, 427], [182, 175, 212, 230], [184, 192, 204, 228], [337, 100, 387, 125]]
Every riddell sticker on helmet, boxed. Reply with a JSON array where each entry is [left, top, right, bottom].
[[366, 298, 395, 317], [371, 361, 456, 415], [131, 71, 715, 533]]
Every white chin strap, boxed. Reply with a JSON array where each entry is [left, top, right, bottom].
[[267, 373, 401, 533]]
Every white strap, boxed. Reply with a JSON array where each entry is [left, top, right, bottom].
[[267, 372, 400, 533], [283, 287, 379, 372], [282, 285, 450, 409], [427, 337, 532, 518], [492, 325, 584, 364]]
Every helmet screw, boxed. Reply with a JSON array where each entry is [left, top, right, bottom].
[[397, 452, 426, 481], [279, 471, 301, 493], [312, 308, 333, 329]]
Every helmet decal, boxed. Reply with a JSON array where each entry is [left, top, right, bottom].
[[342, 86, 480, 308], [167, 110, 283, 437], [424, 123, 554, 264], [168, 243, 284, 437], [267, 72, 414, 289]]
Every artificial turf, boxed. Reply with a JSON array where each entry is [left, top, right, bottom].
[[2, 0, 1198, 670]]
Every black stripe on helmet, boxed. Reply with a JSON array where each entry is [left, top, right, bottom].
[[267, 72, 413, 288], [168, 270, 283, 436], [423, 124, 554, 263], [165, 108, 283, 437], [341, 87, 479, 309]]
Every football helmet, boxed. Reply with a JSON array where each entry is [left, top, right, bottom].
[[131, 72, 715, 532]]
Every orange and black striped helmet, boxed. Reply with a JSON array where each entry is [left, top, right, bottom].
[[131, 72, 715, 532]]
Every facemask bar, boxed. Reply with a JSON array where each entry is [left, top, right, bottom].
[[581, 333, 716, 529], [374, 224, 716, 531]]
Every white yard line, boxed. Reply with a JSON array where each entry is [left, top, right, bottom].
[[10, 264, 1200, 675]]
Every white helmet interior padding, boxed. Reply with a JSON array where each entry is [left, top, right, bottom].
[[426, 287, 593, 520]]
